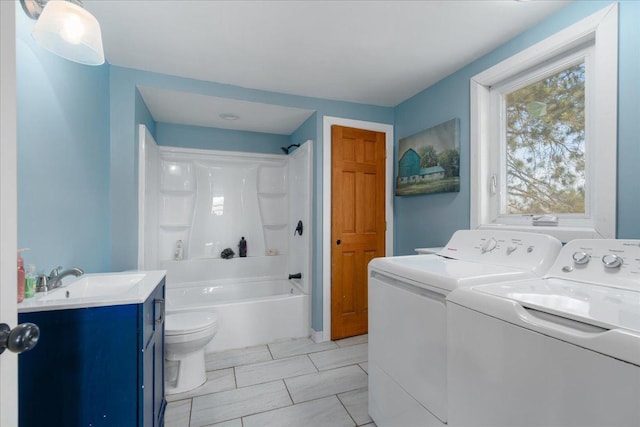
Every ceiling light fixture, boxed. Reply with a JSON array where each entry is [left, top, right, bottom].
[[219, 113, 240, 121], [20, 0, 105, 66]]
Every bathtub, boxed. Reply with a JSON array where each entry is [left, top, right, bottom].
[[166, 278, 310, 353]]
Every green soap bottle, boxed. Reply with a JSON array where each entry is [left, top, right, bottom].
[[24, 264, 37, 298]]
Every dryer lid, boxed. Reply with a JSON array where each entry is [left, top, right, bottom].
[[474, 278, 640, 333], [369, 255, 535, 293], [166, 312, 218, 334]]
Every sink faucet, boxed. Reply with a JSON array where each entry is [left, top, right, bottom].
[[37, 266, 84, 292]]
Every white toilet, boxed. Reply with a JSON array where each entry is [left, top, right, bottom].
[[164, 312, 218, 395]]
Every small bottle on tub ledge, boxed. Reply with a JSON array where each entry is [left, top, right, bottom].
[[174, 240, 184, 261], [238, 237, 247, 257]]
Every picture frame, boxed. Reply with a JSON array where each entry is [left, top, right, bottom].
[[396, 118, 460, 196]]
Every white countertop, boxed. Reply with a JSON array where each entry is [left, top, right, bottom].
[[18, 270, 166, 313]]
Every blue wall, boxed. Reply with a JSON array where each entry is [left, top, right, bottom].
[[16, 8, 111, 274], [394, 1, 640, 255], [155, 123, 289, 154], [616, 0, 640, 239], [290, 113, 317, 148]]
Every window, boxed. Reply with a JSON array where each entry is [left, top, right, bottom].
[[494, 48, 590, 220], [470, 4, 618, 241]]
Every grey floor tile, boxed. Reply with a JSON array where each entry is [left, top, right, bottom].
[[235, 354, 317, 387], [359, 362, 369, 374], [335, 334, 368, 347], [338, 387, 372, 426], [243, 395, 355, 427], [309, 343, 368, 371], [203, 419, 242, 427], [164, 399, 191, 427], [166, 368, 236, 402], [285, 365, 368, 404], [361, 423, 377, 427], [206, 345, 272, 371], [269, 337, 338, 359], [190, 380, 292, 426]]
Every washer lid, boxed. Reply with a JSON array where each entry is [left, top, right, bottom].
[[369, 255, 535, 293], [474, 278, 640, 333], [166, 312, 218, 334]]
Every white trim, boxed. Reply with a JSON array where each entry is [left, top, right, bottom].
[[470, 3, 618, 241], [322, 116, 394, 341], [159, 145, 286, 162], [309, 328, 324, 343], [0, 1, 18, 424], [137, 125, 147, 270]]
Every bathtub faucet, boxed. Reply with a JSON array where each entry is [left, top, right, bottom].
[[288, 273, 302, 280]]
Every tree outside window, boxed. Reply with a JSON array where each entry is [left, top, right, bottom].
[[503, 62, 586, 215]]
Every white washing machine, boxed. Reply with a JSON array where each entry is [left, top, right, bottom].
[[447, 239, 640, 427], [368, 229, 562, 427]]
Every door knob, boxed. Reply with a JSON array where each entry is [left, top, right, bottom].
[[0, 322, 40, 355], [336, 240, 341, 245]]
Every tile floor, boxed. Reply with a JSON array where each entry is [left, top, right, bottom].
[[164, 334, 376, 427]]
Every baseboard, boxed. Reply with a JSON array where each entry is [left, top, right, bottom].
[[310, 328, 328, 343]]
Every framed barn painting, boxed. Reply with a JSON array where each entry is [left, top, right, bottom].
[[396, 118, 460, 196]]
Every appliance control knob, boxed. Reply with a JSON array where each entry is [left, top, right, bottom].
[[506, 245, 517, 255], [572, 251, 590, 265], [602, 254, 623, 269], [481, 238, 497, 253]]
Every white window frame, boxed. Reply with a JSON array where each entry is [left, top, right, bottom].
[[491, 45, 593, 224], [470, 3, 618, 242]]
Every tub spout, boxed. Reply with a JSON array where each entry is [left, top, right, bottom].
[[288, 273, 302, 280]]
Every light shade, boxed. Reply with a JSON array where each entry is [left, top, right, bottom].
[[32, 0, 105, 66]]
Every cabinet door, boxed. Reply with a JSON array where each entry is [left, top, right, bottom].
[[154, 281, 166, 426], [19, 306, 138, 426], [141, 280, 166, 427]]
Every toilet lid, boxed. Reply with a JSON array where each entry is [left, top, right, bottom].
[[165, 312, 218, 335]]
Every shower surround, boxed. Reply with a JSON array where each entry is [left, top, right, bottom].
[[138, 125, 312, 351]]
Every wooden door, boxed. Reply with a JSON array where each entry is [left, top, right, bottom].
[[331, 125, 385, 340]]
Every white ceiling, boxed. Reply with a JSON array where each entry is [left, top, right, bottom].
[[85, 0, 570, 133], [138, 87, 315, 135]]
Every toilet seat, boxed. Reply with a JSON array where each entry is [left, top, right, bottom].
[[166, 312, 218, 336]]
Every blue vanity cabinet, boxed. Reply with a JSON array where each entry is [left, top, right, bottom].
[[142, 279, 167, 427], [18, 278, 167, 427]]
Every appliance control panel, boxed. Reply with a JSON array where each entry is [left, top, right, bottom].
[[549, 239, 640, 291], [437, 229, 562, 275]]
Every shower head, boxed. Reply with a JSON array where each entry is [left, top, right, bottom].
[[281, 144, 300, 155]]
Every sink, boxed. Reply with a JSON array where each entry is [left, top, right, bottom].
[[39, 273, 146, 301], [18, 270, 166, 313]]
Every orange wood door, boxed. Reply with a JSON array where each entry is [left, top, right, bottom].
[[331, 125, 386, 340]]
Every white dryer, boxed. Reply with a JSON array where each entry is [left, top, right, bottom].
[[368, 229, 562, 427], [447, 239, 640, 427]]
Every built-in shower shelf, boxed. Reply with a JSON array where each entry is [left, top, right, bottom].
[[160, 224, 191, 229], [159, 189, 196, 195], [257, 192, 287, 198], [263, 224, 287, 230]]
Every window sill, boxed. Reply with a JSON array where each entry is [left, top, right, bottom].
[[477, 223, 603, 244]]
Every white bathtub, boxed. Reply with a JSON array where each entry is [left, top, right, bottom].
[[166, 278, 310, 353]]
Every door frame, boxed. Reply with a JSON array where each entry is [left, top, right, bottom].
[[322, 116, 394, 341], [1, 1, 19, 425]]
